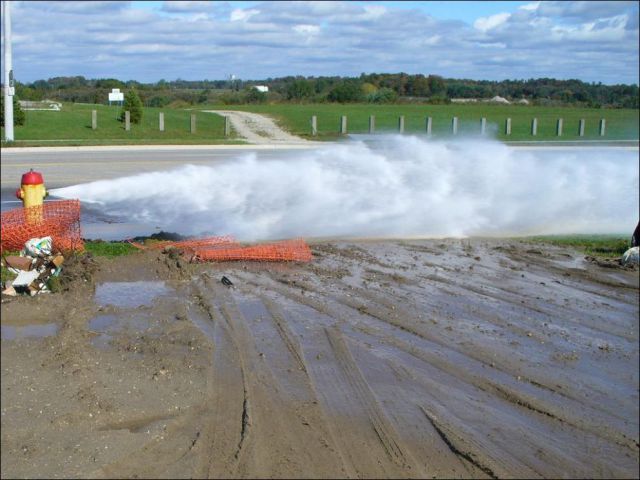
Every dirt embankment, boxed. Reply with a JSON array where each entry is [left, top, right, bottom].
[[1, 239, 638, 479]]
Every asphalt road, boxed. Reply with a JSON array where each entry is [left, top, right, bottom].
[[1, 145, 316, 189]]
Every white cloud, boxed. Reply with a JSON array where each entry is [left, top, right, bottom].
[[230, 8, 260, 22], [2, 0, 637, 85], [293, 24, 320, 35], [474, 12, 511, 32]]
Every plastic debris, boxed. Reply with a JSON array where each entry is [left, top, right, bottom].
[[621, 246, 639, 266], [23, 236, 53, 257], [221, 276, 234, 287], [1, 237, 65, 297]]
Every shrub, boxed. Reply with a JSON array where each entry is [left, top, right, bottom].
[[119, 89, 143, 124], [0, 96, 26, 126]]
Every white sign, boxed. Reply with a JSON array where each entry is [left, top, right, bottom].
[[108, 88, 124, 102]]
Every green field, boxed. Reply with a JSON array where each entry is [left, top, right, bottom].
[[0, 102, 240, 146], [226, 103, 640, 141], [1, 102, 638, 146]]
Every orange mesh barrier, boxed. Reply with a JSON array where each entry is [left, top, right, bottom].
[[1, 200, 84, 253], [128, 235, 238, 251], [192, 238, 312, 263]]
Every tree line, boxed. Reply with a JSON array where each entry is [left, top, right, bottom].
[[7, 73, 639, 109]]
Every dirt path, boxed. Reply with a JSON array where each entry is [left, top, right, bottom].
[[1, 239, 638, 478], [202, 110, 320, 145]]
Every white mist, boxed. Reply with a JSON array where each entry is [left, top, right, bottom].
[[50, 137, 639, 241]]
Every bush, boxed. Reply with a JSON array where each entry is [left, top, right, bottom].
[[0, 96, 26, 127], [119, 89, 143, 124], [328, 80, 363, 103]]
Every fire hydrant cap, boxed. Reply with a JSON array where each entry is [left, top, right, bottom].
[[21, 169, 44, 185]]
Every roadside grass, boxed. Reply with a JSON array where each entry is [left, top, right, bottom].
[[2, 102, 638, 146], [83, 240, 139, 258], [1, 102, 238, 146], [219, 104, 640, 141], [523, 234, 631, 258]]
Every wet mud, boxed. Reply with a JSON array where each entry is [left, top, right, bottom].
[[1, 238, 638, 478]]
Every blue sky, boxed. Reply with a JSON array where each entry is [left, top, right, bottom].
[[2, 1, 638, 84]]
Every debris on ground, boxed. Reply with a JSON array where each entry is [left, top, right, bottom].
[[221, 276, 234, 287], [1, 236, 64, 296], [621, 246, 639, 266]]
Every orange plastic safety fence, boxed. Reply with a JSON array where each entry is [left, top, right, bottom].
[[192, 238, 312, 262], [129, 235, 238, 251], [1, 200, 84, 253]]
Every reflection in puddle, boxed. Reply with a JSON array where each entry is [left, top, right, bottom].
[[95, 281, 172, 308], [89, 314, 151, 349], [1, 323, 59, 340]]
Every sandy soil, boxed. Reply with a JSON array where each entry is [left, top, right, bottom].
[[202, 110, 321, 145], [1, 238, 638, 479]]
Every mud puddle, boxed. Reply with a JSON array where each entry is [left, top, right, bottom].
[[95, 280, 173, 308], [1, 323, 59, 340]]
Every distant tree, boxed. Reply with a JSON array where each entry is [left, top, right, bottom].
[[328, 80, 363, 103], [119, 89, 143, 124], [287, 79, 314, 100], [245, 87, 267, 104], [1, 96, 26, 127], [367, 87, 397, 104]]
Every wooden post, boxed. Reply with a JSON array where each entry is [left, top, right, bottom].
[[125, 111, 130, 131], [480, 117, 486, 135], [91, 110, 97, 130], [426, 117, 432, 136], [599, 118, 606, 136], [556, 118, 563, 136], [579, 119, 585, 137], [398, 115, 404, 133], [531, 118, 537, 136], [369, 115, 375, 134], [190, 113, 196, 134], [311, 115, 317, 136], [340, 115, 347, 134], [452, 117, 458, 135], [159, 112, 164, 132], [505, 118, 511, 135], [224, 116, 230, 136]]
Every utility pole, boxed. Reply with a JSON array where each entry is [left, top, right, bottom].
[[3, 0, 15, 142]]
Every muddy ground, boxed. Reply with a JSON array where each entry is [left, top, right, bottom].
[[1, 238, 638, 479]]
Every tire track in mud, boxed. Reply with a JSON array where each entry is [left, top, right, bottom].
[[233, 261, 638, 462], [323, 327, 424, 475], [196, 273, 354, 478]]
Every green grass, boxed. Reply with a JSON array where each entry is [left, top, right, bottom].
[[1, 102, 239, 146], [2, 102, 638, 146], [523, 234, 631, 257], [219, 103, 640, 142], [84, 240, 139, 258]]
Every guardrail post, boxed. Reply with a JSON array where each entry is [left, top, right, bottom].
[[310, 115, 317, 136], [556, 118, 563, 136], [452, 117, 458, 135], [398, 116, 404, 133], [125, 111, 130, 131], [531, 118, 538, 136], [224, 116, 230, 136], [369, 115, 375, 134], [426, 117, 432, 136], [480, 117, 486, 135], [599, 118, 606, 136], [190, 113, 196, 134], [159, 112, 164, 132], [91, 110, 97, 130], [579, 119, 585, 136], [505, 118, 511, 135], [340, 115, 347, 134]]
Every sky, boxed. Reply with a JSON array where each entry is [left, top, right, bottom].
[[1, 0, 638, 85]]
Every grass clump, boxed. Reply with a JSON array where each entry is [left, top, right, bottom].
[[524, 234, 631, 258], [84, 240, 138, 258]]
